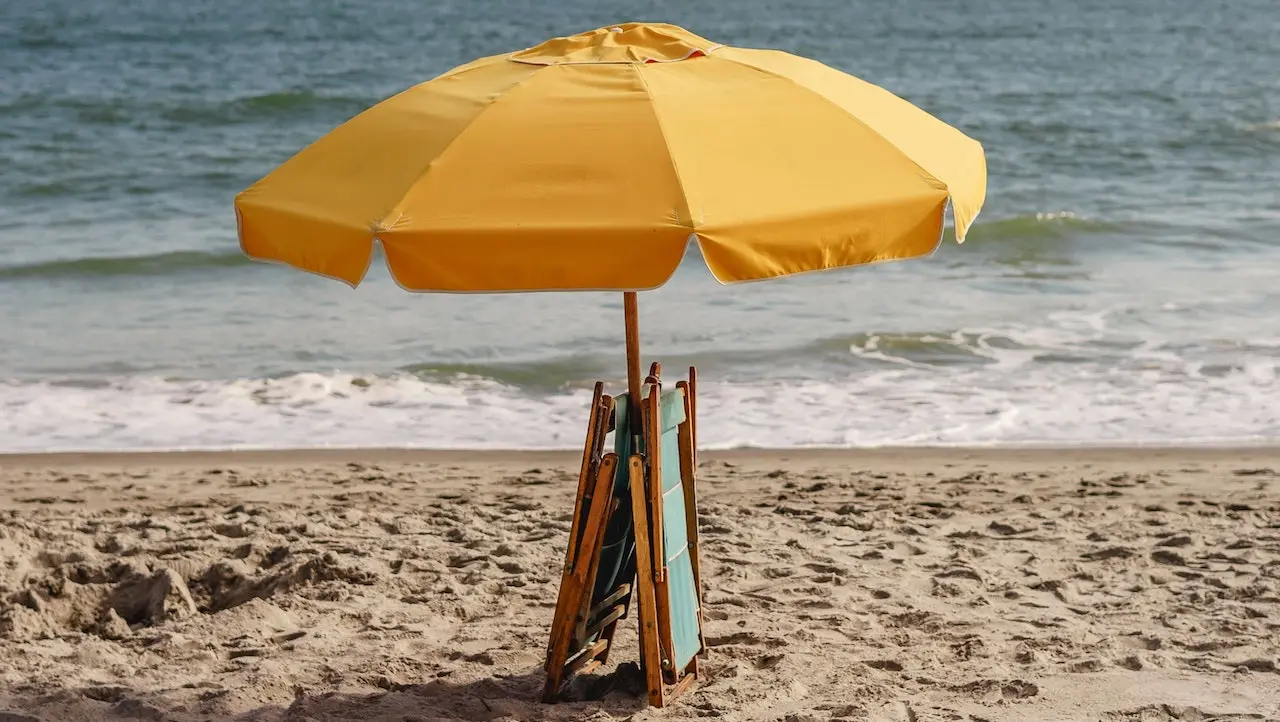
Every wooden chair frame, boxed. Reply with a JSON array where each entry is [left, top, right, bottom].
[[542, 383, 628, 701]]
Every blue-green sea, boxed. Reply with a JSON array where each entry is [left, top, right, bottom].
[[2, 0, 1278, 451]]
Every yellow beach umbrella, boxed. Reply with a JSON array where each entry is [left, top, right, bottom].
[[235, 22, 986, 400]]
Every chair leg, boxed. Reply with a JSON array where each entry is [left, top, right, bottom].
[[564, 383, 605, 572], [571, 455, 617, 644], [627, 454, 665, 708], [543, 564, 587, 701]]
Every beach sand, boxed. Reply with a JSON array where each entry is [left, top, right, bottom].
[[1, 447, 1277, 721]]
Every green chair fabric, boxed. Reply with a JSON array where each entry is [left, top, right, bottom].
[[656, 389, 701, 672], [579, 389, 701, 672]]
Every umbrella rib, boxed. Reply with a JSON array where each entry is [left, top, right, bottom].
[[632, 64, 697, 234], [426, 52, 515, 84]]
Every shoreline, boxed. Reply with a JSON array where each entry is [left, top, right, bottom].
[[4, 443, 1280, 469]]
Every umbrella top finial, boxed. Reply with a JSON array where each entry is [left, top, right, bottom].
[[511, 22, 722, 66]]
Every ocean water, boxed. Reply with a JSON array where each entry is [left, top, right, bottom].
[[2, 0, 1279, 452]]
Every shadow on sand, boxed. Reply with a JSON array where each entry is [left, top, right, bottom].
[[0, 666, 651, 722]]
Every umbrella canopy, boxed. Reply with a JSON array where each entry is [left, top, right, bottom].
[[235, 22, 985, 292]]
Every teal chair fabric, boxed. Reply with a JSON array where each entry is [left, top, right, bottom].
[[656, 389, 701, 672], [581, 389, 701, 673]]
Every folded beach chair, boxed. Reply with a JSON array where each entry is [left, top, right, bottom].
[[542, 383, 638, 701], [543, 367, 706, 708], [630, 365, 706, 705]]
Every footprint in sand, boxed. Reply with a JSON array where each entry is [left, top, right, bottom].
[[1082, 546, 1136, 561], [1100, 704, 1268, 721], [949, 678, 1039, 702], [1150, 550, 1187, 566]]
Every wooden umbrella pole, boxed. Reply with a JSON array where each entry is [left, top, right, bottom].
[[623, 292, 642, 411]]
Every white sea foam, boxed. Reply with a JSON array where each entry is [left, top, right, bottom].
[[2, 350, 1277, 452], [5, 303, 1278, 452]]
